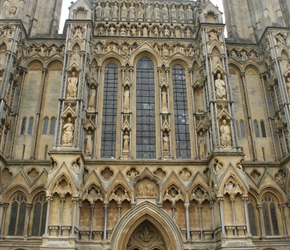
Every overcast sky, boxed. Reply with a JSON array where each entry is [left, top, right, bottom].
[[59, 0, 224, 33]]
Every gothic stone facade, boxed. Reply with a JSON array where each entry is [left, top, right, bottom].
[[0, 0, 290, 249]]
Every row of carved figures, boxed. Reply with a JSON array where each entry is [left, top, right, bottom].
[[94, 1, 195, 23]]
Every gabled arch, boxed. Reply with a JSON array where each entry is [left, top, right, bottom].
[[244, 63, 262, 75], [2, 186, 29, 202], [259, 187, 285, 204], [111, 202, 183, 250], [168, 58, 191, 70], [100, 56, 123, 69], [130, 43, 159, 66]]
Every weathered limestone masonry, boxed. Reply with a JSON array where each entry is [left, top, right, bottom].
[[0, 0, 290, 249]]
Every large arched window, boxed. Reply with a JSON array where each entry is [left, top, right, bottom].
[[172, 65, 190, 158], [262, 194, 279, 235], [136, 57, 156, 159], [247, 198, 258, 236], [32, 193, 47, 236], [8, 193, 27, 236], [101, 63, 118, 158]]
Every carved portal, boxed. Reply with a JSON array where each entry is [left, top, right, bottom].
[[127, 221, 166, 250]]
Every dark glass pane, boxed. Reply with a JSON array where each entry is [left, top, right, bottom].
[[101, 64, 118, 158], [8, 202, 18, 235], [240, 120, 246, 138], [32, 202, 41, 236], [16, 202, 26, 236], [41, 202, 48, 235], [42, 117, 49, 134], [50, 117, 56, 135], [20, 118, 26, 135], [173, 65, 190, 158], [28, 117, 34, 135], [262, 203, 271, 235], [254, 121, 260, 137], [136, 57, 156, 159], [261, 121, 266, 138], [248, 203, 257, 236], [270, 203, 279, 235]]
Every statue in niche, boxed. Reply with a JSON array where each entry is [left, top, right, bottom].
[[67, 72, 78, 98], [153, 3, 160, 21], [186, 5, 194, 23], [103, 2, 110, 20], [142, 26, 148, 37], [123, 130, 130, 151], [214, 160, 223, 174], [146, 3, 153, 21], [88, 85, 96, 111], [215, 73, 226, 100], [109, 26, 115, 36], [95, 2, 102, 20], [186, 28, 192, 38], [123, 84, 130, 112], [137, 184, 145, 196], [153, 26, 159, 36], [209, 31, 218, 41], [62, 118, 74, 146], [120, 26, 126, 36], [175, 27, 181, 38], [180, 168, 191, 181], [111, 2, 118, 21], [85, 130, 93, 155], [137, 3, 144, 21], [98, 26, 104, 35], [161, 86, 168, 112], [131, 26, 137, 36], [198, 131, 206, 158], [162, 4, 169, 22], [146, 184, 155, 196], [164, 27, 170, 37], [163, 132, 170, 151], [220, 119, 231, 147], [162, 44, 169, 56], [121, 44, 129, 55], [120, 3, 128, 21], [170, 4, 177, 22], [179, 5, 186, 22], [129, 2, 135, 21], [286, 76, 290, 98]]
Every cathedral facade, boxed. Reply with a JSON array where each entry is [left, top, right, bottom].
[[0, 0, 290, 249]]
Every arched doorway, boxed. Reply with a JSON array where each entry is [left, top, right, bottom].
[[127, 220, 166, 250]]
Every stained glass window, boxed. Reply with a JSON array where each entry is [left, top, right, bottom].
[[32, 193, 47, 236], [262, 195, 279, 235]]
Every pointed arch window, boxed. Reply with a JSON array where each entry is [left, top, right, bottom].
[[248, 201, 257, 236], [20, 117, 26, 134], [172, 65, 190, 158], [8, 193, 27, 236], [240, 120, 246, 138], [42, 117, 49, 134], [50, 117, 56, 135], [32, 193, 47, 236], [262, 195, 279, 236], [254, 120, 260, 137], [260, 120, 266, 137], [101, 63, 118, 158], [136, 57, 156, 159], [28, 117, 34, 135]]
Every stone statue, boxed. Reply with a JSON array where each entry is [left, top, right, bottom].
[[215, 73, 226, 100], [131, 26, 137, 36], [120, 26, 126, 36], [142, 26, 148, 37], [67, 72, 78, 98], [161, 86, 168, 112], [179, 5, 185, 22], [88, 86, 96, 111], [109, 26, 115, 36], [62, 118, 74, 146], [198, 132, 206, 158], [163, 132, 170, 151], [103, 2, 111, 21], [111, 2, 118, 21], [129, 3, 135, 21], [153, 4, 160, 21], [146, 3, 153, 21], [162, 4, 169, 22], [164, 27, 170, 37], [137, 3, 144, 21], [171, 4, 177, 22], [85, 130, 93, 155], [220, 119, 231, 147], [186, 5, 194, 23], [286, 76, 290, 98], [186, 28, 192, 38], [123, 131, 130, 151], [120, 3, 128, 21], [123, 84, 130, 112], [153, 26, 159, 36], [96, 2, 102, 20]]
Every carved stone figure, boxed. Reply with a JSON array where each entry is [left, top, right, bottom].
[[175, 27, 181, 38], [96, 2, 102, 20], [179, 5, 185, 22], [161, 86, 168, 112], [153, 4, 160, 21], [103, 2, 110, 21], [85, 130, 93, 155], [163, 132, 170, 151], [186, 5, 194, 23], [142, 26, 148, 37], [98, 26, 104, 35], [67, 72, 78, 98], [164, 27, 170, 37], [186, 28, 192, 37], [171, 4, 177, 22], [198, 132, 206, 158], [112, 2, 118, 21], [137, 3, 144, 21], [215, 73, 226, 100], [146, 4, 153, 21], [88, 85, 96, 111], [62, 118, 74, 146], [129, 3, 135, 21], [220, 119, 231, 147], [120, 26, 126, 36], [109, 26, 115, 36], [120, 3, 128, 21], [123, 84, 130, 112], [153, 26, 159, 36], [286, 76, 290, 98], [162, 4, 169, 22], [123, 131, 130, 151], [131, 26, 137, 36]]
